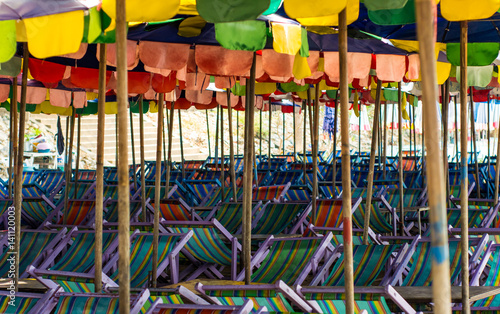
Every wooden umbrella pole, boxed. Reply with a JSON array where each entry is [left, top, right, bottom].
[[116, 0, 131, 309], [242, 53, 256, 284], [455, 96, 460, 168], [74, 113, 81, 198], [391, 103, 395, 157], [459, 20, 471, 314], [358, 105, 361, 154], [487, 96, 491, 198], [282, 111, 285, 155], [312, 85, 320, 223], [13, 43, 28, 291], [494, 96, 500, 205], [363, 81, 382, 244], [215, 105, 220, 170], [163, 107, 168, 198], [302, 100, 307, 180], [220, 105, 225, 201], [95, 43, 106, 293], [64, 110, 76, 225], [115, 117, 118, 166], [378, 108, 382, 170], [206, 110, 211, 157], [268, 104, 272, 168], [227, 91, 238, 198], [139, 95, 147, 222], [259, 109, 262, 158], [152, 93, 164, 288], [339, 9, 354, 313], [178, 109, 185, 180], [293, 101, 297, 157], [237, 111, 239, 155], [470, 90, 480, 198], [382, 102, 388, 178], [130, 106, 137, 191], [332, 98, 339, 191], [397, 83, 404, 236], [307, 89, 314, 152], [9, 78, 18, 199], [166, 102, 174, 196], [443, 81, 450, 208], [415, 1, 452, 312]]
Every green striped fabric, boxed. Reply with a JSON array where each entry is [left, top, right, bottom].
[[252, 203, 306, 234], [251, 239, 320, 285], [215, 203, 243, 233], [0, 232, 56, 277], [171, 227, 233, 266], [323, 245, 399, 286], [0, 296, 39, 313], [50, 233, 117, 273]]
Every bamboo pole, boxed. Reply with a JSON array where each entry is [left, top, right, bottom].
[[383, 102, 388, 178], [215, 105, 220, 170], [363, 81, 382, 244], [391, 103, 395, 157], [460, 21, 471, 314], [332, 98, 338, 193], [178, 109, 185, 180], [494, 99, 500, 205], [115, 117, 118, 166], [163, 107, 168, 197], [282, 111, 285, 155], [378, 107, 382, 170], [206, 110, 211, 157], [470, 91, 480, 199], [152, 93, 164, 288], [115, 0, 131, 310], [358, 105, 361, 155], [268, 104, 272, 168], [415, 1, 452, 312], [339, 9, 354, 313], [139, 95, 146, 222], [303, 101, 307, 179], [259, 109, 263, 157], [312, 85, 320, 223], [443, 81, 450, 208], [74, 113, 81, 198], [220, 106, 225, 200], [398, 84, 404, 236], [487, 96, 491, 198], [455, 96, 460, 168], [227, 91, 238, 198], [94, 43, 106, 293], [293, 101, 297, 157], [237, 111, 239, 156], [166, 102, 174, 195], [130, 107, 137, 190], [63, 110, 76, 225], [13, 43, 28, 291], [9, 78, 18, 199], [307, 89, 314, 151], [242, 53, 256, 284]]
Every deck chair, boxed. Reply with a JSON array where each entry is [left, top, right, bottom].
[[73, 170, 97, 182], [0, 228, 70, 278], [200, 186, 244, 208], [318, 182, 342, 199], [382, 236, 488, 287], [449, 183, 475, 206], [54, 182, 96, 208], [149, 199, 203, 221], [145, 299, 255, 314], [350, 188, 395, 236], [310, 243, 406, 287], [252, 202, 309, 234], [236, 233, 334, 286], [104, 231, 192, 287], [35, 170, 65, 200], [47, 199, 104, 227], [291, 198, 363, 235], [284, 184, 312, 202], [0, 289, 59, 314], [208, 201, 263, 234], [21, 197, 58, 228], [195, 281, 318, 313], [262, 170, 302, 186], [164, 220, 241, 281], [297, 285, 417, 314], [252, 183, 290, 202], [184, 179, 221, 206]]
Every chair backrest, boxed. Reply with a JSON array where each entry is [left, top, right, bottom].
[[285, 185, 312, 202], [58, 200, 96, 225], [54, 295, 119, 313], [207, 290, 293, 313], [252, 185, 288, 201], [309, 297, 392, 314], [253, 203, 307, 235], [314, 200, 344, 228]]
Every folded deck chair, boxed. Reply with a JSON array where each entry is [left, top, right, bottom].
[[310, 243, 406, 287], [252, 183, 291, 202], [145, 299, 255, 314], [252, 201, 309, 235], [195, 281, 318, 313], [0, 288, 59, 314], [0, 228, 70, 278], [236, 233, 334, 286], [105, 231, 192, 287], [382, 236, 489, 287], [208, 201, 263, 234], [164, 220, 241, 281], [297, 285, 417, 314]]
